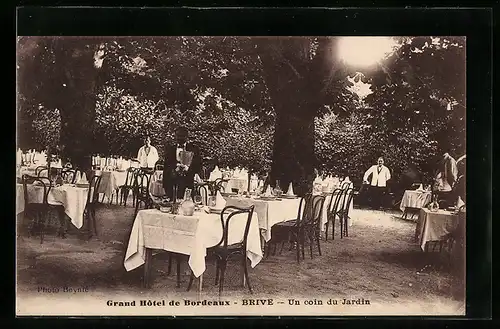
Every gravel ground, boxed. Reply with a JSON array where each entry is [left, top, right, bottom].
[[16, 201, 465, 315]]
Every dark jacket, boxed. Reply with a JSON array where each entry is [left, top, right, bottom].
[[162, 142, 201, 198]]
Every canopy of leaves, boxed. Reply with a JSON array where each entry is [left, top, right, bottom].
[[17, 36, 465, 186]]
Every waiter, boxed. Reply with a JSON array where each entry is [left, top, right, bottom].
[[363, 157, 392, 210], [137, 136, 159, 169], [434, 152, 458, 208], [162, 127, 201, 200]]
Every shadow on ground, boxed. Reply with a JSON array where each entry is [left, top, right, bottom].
[[17, 201, 465, 312]]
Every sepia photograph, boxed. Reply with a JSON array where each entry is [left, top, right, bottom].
[[16, 33, 467, 316]]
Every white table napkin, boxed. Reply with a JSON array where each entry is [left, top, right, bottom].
[[215, 191, 227, 209]]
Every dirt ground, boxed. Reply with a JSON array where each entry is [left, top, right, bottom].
[[16, 200, 465, 316]]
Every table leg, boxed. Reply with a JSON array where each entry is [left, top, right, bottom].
[[198, 274, 203, 296], [143, 248, 152, 288]]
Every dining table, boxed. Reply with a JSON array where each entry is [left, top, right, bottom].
[[415, 207, 461, 251], [400, 190, 432, 219], [93, 170, 128, 201], [124, 208, 262, 291], [16, 182, 90, 229]]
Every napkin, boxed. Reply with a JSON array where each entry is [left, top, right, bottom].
[[286, 182, 295, 196], [194, 173, 203, 183], [456, 196, 465, 208], [416, 184, 424, 192], [215, 191, 227, 209], [209, 166, 223, 181], [75, 172, 82, 184], [81, 172, 88, 184], [17, 149, 22, 165], [263, 185, 273, 196]]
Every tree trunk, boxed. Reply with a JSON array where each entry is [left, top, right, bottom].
[[54, 40, 99, 178], [256, 38, 330, 196]]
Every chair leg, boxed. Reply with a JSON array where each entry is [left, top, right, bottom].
[[176, 255, 181, 288], [316, 232, 322, 256], [215, 258, 220, 285], [243, 257, 253, 294], [325, 221, 329, 241], [332, 216, 336, 240], [167, 253, 172, 275], [218, 260, 227, 297], [279, 241, 285, 255], [340, 214, 344, 239], [187, 271, 194, 291], [309, 233, 314, 259], [345, 217, 349, 237]]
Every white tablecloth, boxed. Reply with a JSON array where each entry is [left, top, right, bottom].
[[224, 178, 248, 192], [124, 209, 262, 278], [95, 171, 128, 200], [224, 197, 302, 241], [400, 190, 432, 212], [16, 183, 89, 229], [416, 208, 459, 251]]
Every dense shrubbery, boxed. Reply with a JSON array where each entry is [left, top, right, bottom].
[[20, 36, 465, 187]]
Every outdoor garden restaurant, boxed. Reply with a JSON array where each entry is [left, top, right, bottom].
[[16, 150, 464, 294]]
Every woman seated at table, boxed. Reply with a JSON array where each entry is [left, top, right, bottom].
[[137, 136, 159, 170]]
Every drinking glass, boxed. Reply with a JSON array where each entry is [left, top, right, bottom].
[[194, 195, 203, 207], [208, 196, 217, 207]]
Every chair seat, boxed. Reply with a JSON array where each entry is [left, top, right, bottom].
[[210, 243, 244, 254], [274, 219, 298, 227]]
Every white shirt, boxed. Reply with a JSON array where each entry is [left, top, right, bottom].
[[363, 165, 391, 187], [176, 143, 187, 162], [137, 145, 159, 168]]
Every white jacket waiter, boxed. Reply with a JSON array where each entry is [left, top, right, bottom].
[[363, 157, 391, 187], [137, 136, 159, 168], [363, 157, 391, 209]]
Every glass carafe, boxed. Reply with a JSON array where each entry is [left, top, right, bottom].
[[274, 180, 282, 197], [429, 194, 440, 212], [180, 188, 195, 216]]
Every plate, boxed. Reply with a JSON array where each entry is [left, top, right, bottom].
[[209, 207, 224, 214], [259, 196, 277, 201], [159, 207, 171, 213], [282, 195, 298, 199]]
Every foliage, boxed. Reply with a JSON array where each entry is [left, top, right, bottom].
[[364, 36, 466, 158], [17, 36, 465, 190]]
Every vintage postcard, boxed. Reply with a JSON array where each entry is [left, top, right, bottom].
[[16, 8, 475, 317]]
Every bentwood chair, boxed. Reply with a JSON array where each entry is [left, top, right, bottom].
[[36, 166, 49, 178], [195, 184, 209, 206], [339, 188, 355, 238], [267, 193, 314, 263], [118, 167, 137, 207], [22, 174, 52, 244], [301, 195, 326, 259], [133, 169, 153, 217], [187, 205, 256, 297], [61, 168, 82, 184], [325, 188, 345, 241], [84, 174, 103, 238]]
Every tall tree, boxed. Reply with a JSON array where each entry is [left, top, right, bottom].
[[255, 37, 355, 194], [17, 37, 104, 174]]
